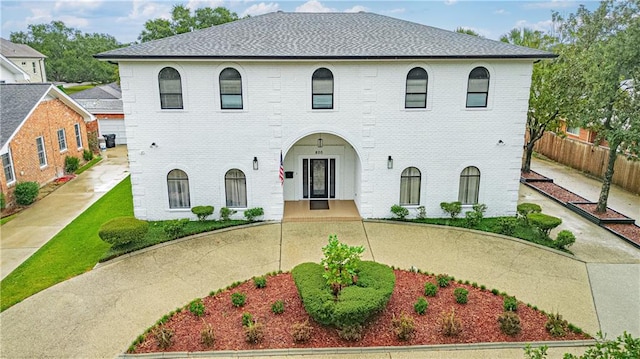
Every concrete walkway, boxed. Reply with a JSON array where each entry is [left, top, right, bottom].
[[0, 146, 129, 280]]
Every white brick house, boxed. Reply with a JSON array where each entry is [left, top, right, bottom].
[[96, 12, 553, 221]]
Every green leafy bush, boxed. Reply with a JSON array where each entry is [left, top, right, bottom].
[[555, 230, 576, 249], [440, 308, 461, 336], [503, 296, 518, 312], [292, 261, 395, 329], [392, 312, 415, 341], [454, 288, 469, 304], [191, 206, 214, 221], [498, 312, 521, 336], [424, 282, 438, 296], [189, 299, 205, 317], [320, 234, 365, 294], [64, 156, 80, 173], [231, 292, 246, 307], [200, 323, 215, 347], [440, 201, 462, 219], [82, 149, 94, 161], [14, 181, 39, 206], [436, 274, 450, 288], [220, 207, 237, 221], [242, 312, 253, 326], [464, 203, 487, 228], [271, 300, 284, 314], [517, 203, 542, 224], [414, 297, 428, 315], [545, 312, 568, 337], [562, 332, 640, 359], [163, 218, 189, 239], [496, 217, 517, 236], [0, 192, 5, 210], [290, 320, 312, 343], [528, 213, 562, 236], [253, 276, 267, 289], [391, 204, 409, 219], [244, 207, 264, 221], [98, 216, 149, 246]]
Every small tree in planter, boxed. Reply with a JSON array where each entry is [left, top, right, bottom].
[[320, 234, 365, 295], [528, 213, 562, 236], [220, 207, 237, 221], [440, 201, 462, 219], [390, 205, 409, 219], [244, 207, 264, 221]]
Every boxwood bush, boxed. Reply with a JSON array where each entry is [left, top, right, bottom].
[[292, 261, 395, 329], [64, 156, 80, 173], [244, 207, 264, 221], [528, 213, 562, 235], [191, 206, 214, 221], [14, 181, 39, 205], [98, 216, 149, 246]]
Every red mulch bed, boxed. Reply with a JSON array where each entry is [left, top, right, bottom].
[[527, 182, 588, 203], [133, 270, 589, 354], [603, 224, 640, 246], [520, 171, 549, 180], [54, 174, 76, 183], [574, 203, 631, 220]]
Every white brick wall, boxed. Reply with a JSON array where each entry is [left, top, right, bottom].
[[119, 59, 533, 221]]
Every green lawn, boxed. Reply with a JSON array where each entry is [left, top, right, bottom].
[[0, 214, 17, 226], [0, 176, 133, 312], [75, 156, 102, 175], [61, 84, 96, 95]]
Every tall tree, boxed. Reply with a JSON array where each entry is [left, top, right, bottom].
[[560, 0, 640, 212], [10, 21, 122, 83], [500, 27, 578, 172], [138, 5, 239, 42]]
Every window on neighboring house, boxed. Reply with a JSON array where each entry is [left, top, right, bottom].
[[2, 152, 15, 184], [74, 123, 83, 148], [225, 169, 247, 208], [400, 167, 421, 205], [566, 126, 580, 135], [466, 67, 490, 108], [158, 67, 183, 109], [57, 129, 67, 151], [405, 67, 428, 108], [32, 62, 36, 74], [167, 169, 190, 209], [36, 136, 47, 167], [219, 68, 243, 109], [458, 166, 481, 204], [312, 68, 334, 109]]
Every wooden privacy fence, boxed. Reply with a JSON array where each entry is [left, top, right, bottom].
[[533, 132, 640, 195]]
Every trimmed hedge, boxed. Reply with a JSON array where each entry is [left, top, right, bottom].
[[191, 206, 214, 221], [292, 261, 395, 329], [528, 213, 562, 235], [98, 216, 149, 246], [14, 181, 39, 206]]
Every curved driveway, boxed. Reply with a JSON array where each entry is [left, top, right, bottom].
[[0, 221, 602, 358]]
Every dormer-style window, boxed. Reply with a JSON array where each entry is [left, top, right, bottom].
[[158, 67, 183, 109], [219, 68, 243, 109], [466, 67, 489, 108], [312, 68, 333, 109], [405, 67, 428, 108]]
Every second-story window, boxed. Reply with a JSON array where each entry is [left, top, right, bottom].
[[312, 68, 333, 109], [405, 67, 428, 108], [466, 67, 490, 108], [219, 68, 243, 109], [158, 67, 183, 109]]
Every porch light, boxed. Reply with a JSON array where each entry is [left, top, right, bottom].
[[317, 135, 323, 148], [253, 157, 259, 170], [387, 156, 393, 169]]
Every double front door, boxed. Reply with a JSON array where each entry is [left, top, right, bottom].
[[303, 158, 335, 199]]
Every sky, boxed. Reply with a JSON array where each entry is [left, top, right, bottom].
[[1, 0, 601, 44]]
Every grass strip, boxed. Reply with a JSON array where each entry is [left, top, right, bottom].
[[75, 156, 102, 175], [0, 214, 17, 226]]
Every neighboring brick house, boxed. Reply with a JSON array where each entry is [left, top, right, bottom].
[[0, 38, 47, 83], [71, 82, 126, 145], [0, 83, 94, 207], [96, 12, 553, 221]]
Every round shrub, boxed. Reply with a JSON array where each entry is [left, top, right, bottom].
[[424, 282, 438, 297], [391, 204, 409, 219], [14, 181, 39, 206], [244, 207, 264, 221], [83, 149, 94, 161], [454, 287, 468, 304], [98, 216, 149, 246], [436, 274, 450, 287], [555, 230, 576, 249], [527, 213, 562, 235], [498, 312, 521, 336], [517, 203, 542, 222], [64, 156, 80, 173], [503, 296, 518, 312], [414, 297, 428, 315], [191, 206, 214, 221], [496, 217, 517, 236]]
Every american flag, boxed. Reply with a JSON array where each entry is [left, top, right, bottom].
[[279, 151, 284, 186]]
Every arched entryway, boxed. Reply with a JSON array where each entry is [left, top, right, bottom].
[[282, 132, 361, 221]]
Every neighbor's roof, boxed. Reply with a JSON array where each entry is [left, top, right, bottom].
[[70, 82, 121, 100], [70, 83, 123, 114], [96, 12, 555, 60], [1, 38, 46, 58]]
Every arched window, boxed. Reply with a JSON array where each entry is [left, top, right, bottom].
[[225, 169, 247, 208], [458, 166, 480, 204], [466, 67, 489, 108], [158, 67, 183, 109], [219, 68, 243, 109], [167, 169, 190, 208], [400, 167, 421, 205], [312, 68, 333, 109], [405, 67, 428, 108]]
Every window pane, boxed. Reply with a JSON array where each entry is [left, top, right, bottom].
[[2, 154, 14, 182], [406, 78, 427, 93], [303, 159, 308, 198], [466, 93, 487, 107], [405, 94, 426, 108], [167, 170, 190, 208], [313, 95, 333, 108], [161, 94, 183, 109], [159, 79, 181, 93], [312, 79, 333, 94], [220, 79, 241, 94], [468, 78, 489, 92], [221, 95, 243, 109], [469, 67, 489, 80], [58, 129, 67, 151], [330, 158, 335, 199], [225, 169, 247, 208]]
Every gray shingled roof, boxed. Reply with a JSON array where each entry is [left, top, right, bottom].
[[73, 99, 123, 114], [96, 12, 554, 60], [0, 83, 52, 148], [1, 38, 46, 58], [70, 83, 121, 100]]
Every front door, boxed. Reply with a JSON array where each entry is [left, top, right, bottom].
[[310, 159, 328, 198]]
